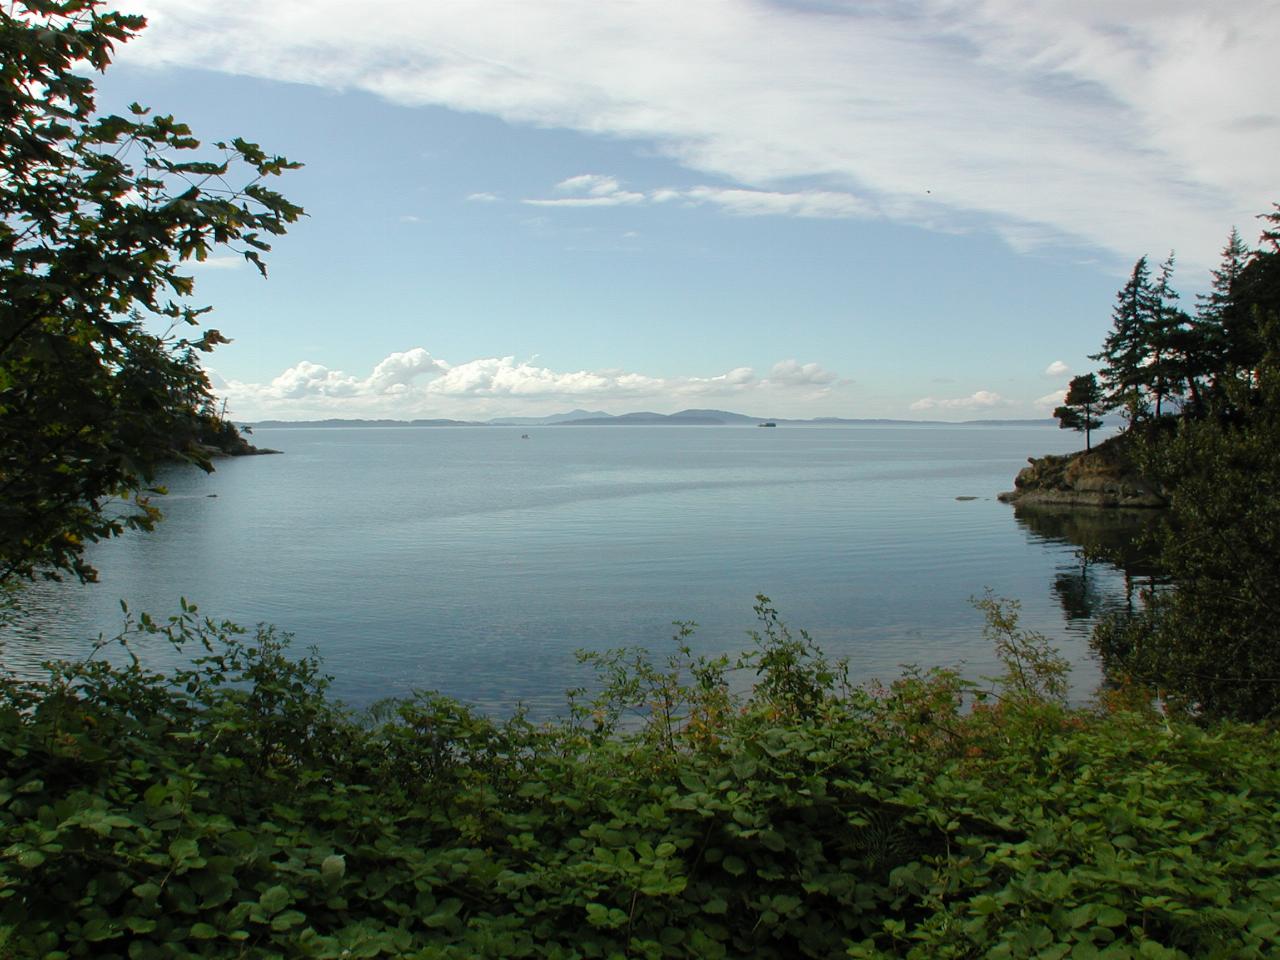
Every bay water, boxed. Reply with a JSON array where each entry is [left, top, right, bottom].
[[2, 424, 1150, 714]]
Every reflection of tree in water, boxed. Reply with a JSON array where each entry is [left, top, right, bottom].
[[1013, 505, 1167, 623]]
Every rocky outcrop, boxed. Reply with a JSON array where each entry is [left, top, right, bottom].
[[998, 437, 1166, 509], [192, 425, 280, 459], [197, 435, 281, 458]]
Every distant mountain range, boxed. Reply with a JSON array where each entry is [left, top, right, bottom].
[[251, 408, 1061, 428]]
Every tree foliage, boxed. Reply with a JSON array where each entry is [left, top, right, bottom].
[[1091, 255, 1191, 423], [1053, 373, 1107, 450], [0, 1, 301, 583], [1091, 204, 1280, 721]]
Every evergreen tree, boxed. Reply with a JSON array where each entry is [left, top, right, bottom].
[[1148, 253, 1189, 418], [1227, 204, 1280, 387], [1192, 227, 1250, 401], [1092, 257, 1157, 424], [1053, 373, 1107, 450]]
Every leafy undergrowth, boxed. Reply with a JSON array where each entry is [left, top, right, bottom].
[[2, 599, 1278, 959]]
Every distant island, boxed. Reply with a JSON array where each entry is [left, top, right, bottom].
[[251, 407, 1063, 429]]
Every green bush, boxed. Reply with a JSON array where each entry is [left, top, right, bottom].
[[2, 600, 1278, 958]]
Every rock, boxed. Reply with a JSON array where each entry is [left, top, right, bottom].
[[998, 435, 1167, 509], [195, 439, 281, 458]]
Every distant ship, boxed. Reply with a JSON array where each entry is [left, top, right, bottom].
[[758, 421, 777, 427]]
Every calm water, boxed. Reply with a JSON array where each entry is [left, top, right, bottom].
[[2, 424, 1149, 713]]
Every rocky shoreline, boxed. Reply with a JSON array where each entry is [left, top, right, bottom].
[[195, 434, 281, 459], [998, 437, 1167, 509]]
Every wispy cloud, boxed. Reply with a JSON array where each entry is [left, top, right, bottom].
[[524, 174, 645, 208], [123, 0, 1279, 269], [1035, 389, 1067, 409], [522, 175, 872, 219], [217, 349, 840, 420]]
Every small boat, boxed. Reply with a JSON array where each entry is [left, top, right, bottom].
[[521, 433, 530, 439], [758, 421, 777, 428]]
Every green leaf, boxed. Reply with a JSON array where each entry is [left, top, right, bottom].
[[258, 885, 291, 916], [722, 856, 747, 877], [82, 917, 119, 942], [321, 853, 346, 883], [1096, 906, 1126, 928]]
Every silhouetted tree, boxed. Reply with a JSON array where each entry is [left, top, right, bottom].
[[1093, 257, 1158, 424], [1053, 373, 1108, 450]]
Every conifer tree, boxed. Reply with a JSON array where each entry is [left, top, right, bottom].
[[1148, 253, 1189, 418], [1093, 257, 1157, 424], [1053, 373, 1107, 450], [1189, 228, 1251, 403]]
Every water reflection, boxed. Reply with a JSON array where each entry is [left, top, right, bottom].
[[1012, 504, 1166, 624]]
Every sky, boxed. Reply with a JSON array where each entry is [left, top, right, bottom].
[[90, 0, 1280, 421]]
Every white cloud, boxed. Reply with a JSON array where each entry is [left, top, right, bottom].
[[265, 360, 362, 399], [1035, 389, 1067, 408], [766, 359, 838, 386], [681, 187, 872, 220], [465, 192, 499, 202], [121, 0, 1280, 269], [525, 174, 645, 207], [1044, 360, 1070, 376], [523, 177, 872, 219], [910, 390, 1011, 412], [367, 348, 448, 392], [218, 349, 838, 419]]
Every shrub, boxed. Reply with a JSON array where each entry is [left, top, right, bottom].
[[2, 600, 1278, 957]]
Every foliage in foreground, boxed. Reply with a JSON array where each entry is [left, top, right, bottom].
[[2, 601, 1278, 959]]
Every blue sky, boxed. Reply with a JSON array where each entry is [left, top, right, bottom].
[[97, 0, 1278, 421]]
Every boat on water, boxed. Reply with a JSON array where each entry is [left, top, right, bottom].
[[758, 421, 777, 428]]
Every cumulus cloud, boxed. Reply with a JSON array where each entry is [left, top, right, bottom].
[[766, 360, 838, 386], [1044, 360, 1070, 377], [120, 0, 1280, 269], [264, 360, 363, 399], [910, 390, 1011, 412], [367, 348, 448, 393], [1035, 389, 1068, 409], [217, 349, 838, 419]]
